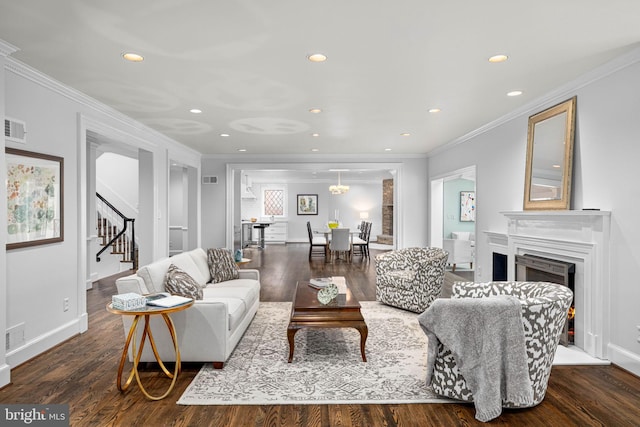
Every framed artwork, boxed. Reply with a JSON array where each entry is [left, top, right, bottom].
[[6, 148, 64, 249], [297, 194, 318, 215], [460, 191, 475, 222]]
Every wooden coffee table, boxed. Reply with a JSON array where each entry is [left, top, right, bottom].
[[287, 281, 368, 362]]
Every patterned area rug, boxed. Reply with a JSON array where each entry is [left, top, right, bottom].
[[178, 301, 452, 405]]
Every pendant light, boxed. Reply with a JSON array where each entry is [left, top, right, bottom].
[[329, 171, 349, 195]]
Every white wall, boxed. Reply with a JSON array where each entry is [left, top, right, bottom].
[[1, 54, 200, 386], [428, 51, 640, 376], [4, 64, 84, 372], [200, 159, 229, 247], [96, 152, 139, 219], [0, 43, 12, 386]]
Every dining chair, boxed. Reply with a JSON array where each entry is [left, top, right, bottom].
[[353, 221, 372, 259], [329, 228, 351, 263], [307, 221, 327, 261]]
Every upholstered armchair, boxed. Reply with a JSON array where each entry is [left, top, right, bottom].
[[428, 281, 573, 408], [374, 247, 449, 313], [442, 238, 473, 272]]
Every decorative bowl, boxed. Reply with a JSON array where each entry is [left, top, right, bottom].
[[328, 221, 339, 229], [317, 283, 339, 304], [250, 218, 257, 222]]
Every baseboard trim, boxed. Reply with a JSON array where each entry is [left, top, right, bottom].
[[608, 343, 640, 377], [0, 363, 11, 388], [6, 319, 82, 368]]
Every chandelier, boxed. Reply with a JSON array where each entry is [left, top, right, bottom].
[[329, 172, 349, 195]]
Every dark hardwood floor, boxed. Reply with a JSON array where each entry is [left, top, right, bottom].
[[2, 244, 640, 426]]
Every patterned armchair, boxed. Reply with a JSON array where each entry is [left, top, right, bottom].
[[375, 247, 448, 313], [430, 281, 573, 407]]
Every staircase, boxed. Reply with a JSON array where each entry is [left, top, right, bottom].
[[96, 193, 138, 270]]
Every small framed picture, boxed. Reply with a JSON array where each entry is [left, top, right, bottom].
[[460, 191, 475, 222], [297, 194, 318, 215]]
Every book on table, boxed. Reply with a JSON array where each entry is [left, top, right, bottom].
[[309, 277, 332, 289], [146, 292, 193, 308]]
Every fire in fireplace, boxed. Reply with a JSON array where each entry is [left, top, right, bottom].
[[515, 254, 575, 346]]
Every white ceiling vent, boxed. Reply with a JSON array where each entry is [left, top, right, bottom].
[[5, 117, 27, 143], [202, 175, 218, 184]]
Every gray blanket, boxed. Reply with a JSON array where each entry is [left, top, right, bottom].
[[418, 295, 534, 422]]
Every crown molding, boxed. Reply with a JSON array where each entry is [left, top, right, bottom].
[[202, 152, 428, 161], [0, 39, 19, 57], [428, 46, 640, 158], [4, 57, 200, 159]]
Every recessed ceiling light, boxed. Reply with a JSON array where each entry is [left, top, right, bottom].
[[428, 108, 441, 113], [190, 108, 202, 114], [312, 133, 320, 137], [237, 148, 247, 152], [552, 164, 561, 168], [307, 53, 327, 62], [507, 90, 523, 97], [122, 52, 144, 62], [488, 54, 509, 63], [311, 148, 319, 152], [309, 108, 322, 114], [220, 133, 230, 137], [384, 148, 392, 151], [400, 133, 411, 137]]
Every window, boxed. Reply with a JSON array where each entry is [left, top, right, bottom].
[[261, 185, 287, 218]]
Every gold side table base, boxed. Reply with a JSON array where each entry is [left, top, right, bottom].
[[107, 301, 193, 401]]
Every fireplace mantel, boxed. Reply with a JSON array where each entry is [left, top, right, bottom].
[[502, 210, 611, 242], [486, 210, 611, 359]]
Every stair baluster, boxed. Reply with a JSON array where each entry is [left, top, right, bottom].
[[96, 193, 137, 270]]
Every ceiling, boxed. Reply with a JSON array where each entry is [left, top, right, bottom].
[[2, 1, 640, 156]]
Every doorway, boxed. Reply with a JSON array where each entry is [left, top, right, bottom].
[[430, 166, 476, 278], [169, 163, 198, 256], [226, 163, 402, 250]]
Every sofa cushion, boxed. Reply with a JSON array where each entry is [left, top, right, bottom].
[[207, 248, 240, 283], [203, 279, 260, 318], [170, 251, 208, 286], [188, 248, 212, 284], [164, 264, 203, 300], [137, 258, 172, 293]]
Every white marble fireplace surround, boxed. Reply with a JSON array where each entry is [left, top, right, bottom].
[[485, 211, 611, 360]]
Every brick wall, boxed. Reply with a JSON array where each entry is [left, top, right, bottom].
[[382, 179, 393, 236]]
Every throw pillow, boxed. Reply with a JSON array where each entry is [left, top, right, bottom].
[[207, 248, 240, 283], [164, 264, 203, 300]]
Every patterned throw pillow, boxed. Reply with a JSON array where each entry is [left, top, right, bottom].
[[164, 264, 203, 300], [207, 248, 240, 283]]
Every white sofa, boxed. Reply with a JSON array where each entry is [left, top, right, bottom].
[[115, 248, 260, 368]]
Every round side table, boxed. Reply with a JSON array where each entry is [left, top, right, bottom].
[[106, 300, 194, 400]]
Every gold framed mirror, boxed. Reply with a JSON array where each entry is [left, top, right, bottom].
[[524, 97, 577, 210]]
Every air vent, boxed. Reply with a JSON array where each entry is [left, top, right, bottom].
[[202, 176, 218, 184], [6, 323, 25, 351], [5, 117, 27, 143]]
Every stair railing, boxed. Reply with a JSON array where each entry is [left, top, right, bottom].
[[96, 193, 137, 270]]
